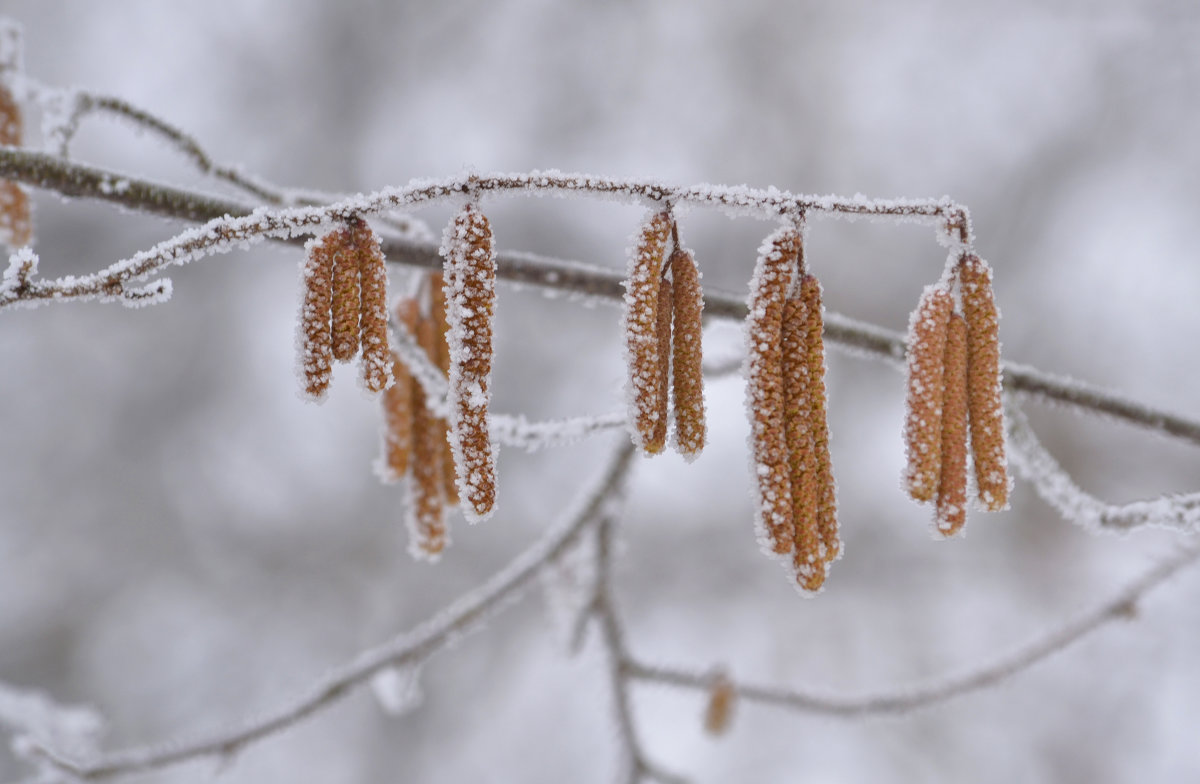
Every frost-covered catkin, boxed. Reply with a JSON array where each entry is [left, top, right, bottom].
[[799, 274, 839, 566], [442, 204, 497, 522], [331, 229, 362, 362], [648, 271, 673, 454], [703, 671, 736, 737], [904, 285, 954, 503], [379, 298, 419, 483], [782, 296, 822, 591], [408, 314, 448, 559], [0, 80, 31, 248], [670, 247, 706, 459], [745, 226, 800, 555], [623, 209, 673, 454], [936, 313, 969, 536], [297, 233, 336, 401], [958, 254, 1009, 511], [352, 219, 393, 394]]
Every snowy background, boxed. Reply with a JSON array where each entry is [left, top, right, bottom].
[[3, 1, 1200, 781]]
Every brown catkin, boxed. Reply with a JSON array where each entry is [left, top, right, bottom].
[[799, 274, 839, 566], [903, 285, 954, 503], [330, 225, 362, 362], [703, 671, 736, 737], [379, 298, 419, 482], [442, 204, 497, 521], [958, 254, 1009, 511], [624, 209, 673, 454], [430, 273, 459, 508], [745, 226, 800, 555], [782, 296, 822, 591], [670, 247, 706, 459], [351, 218, 393, 393], [297, 232, 337, 401], [408, 314, 448, 559], [936, 313, 970, 536], [0, 81, 31, 247], [647, 272, 673, 454]]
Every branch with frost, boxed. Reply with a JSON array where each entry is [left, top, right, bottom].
[[21, 441, 637, 782], [625, 544, 1199, 719], [1006, 402, 1200, 532], [2, 148, 1198, 452]]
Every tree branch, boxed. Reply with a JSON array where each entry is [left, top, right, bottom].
[[24, 441, 637, 781], [2, 148, 1197, 448], [625, 544, 1200, 718]]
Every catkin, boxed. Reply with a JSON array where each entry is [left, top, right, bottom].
[[331, 228, 362, 362], [297, 232, 337, 401], [903, 285, 954, 503], [431, 272, 459, 508], [379, 298, 419, 482], [958, 254, 1009, 511], [703, 671, 736, 737], [408, 314, 448, 559], [624, 210, 673, 454], [936, 313, 969, 536], [745, 226, 800, 555], [442, 204, 497, 521], [782, 296, 822, 590], [799, 274, 839, 566], [0, 81, 30, 248], [648, 271, 673, 454], [670, 247, 706, 459], [352, 218, 393, 394]]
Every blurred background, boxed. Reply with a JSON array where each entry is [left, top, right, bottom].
[[2, 1, 1200, 781]]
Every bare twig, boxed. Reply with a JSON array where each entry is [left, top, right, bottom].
[[626, 545, 1200, 718], [26, 441, 637, 781]]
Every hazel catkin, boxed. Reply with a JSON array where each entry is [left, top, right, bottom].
[[670, 246, 706, 459], [297, 232, 337, 401], [352, 218, 393, 394], [903, 285, 954, 503], [798, 274, 839, 567], [408, 314, 448, 559], [624, 209, 673, 455], [441, 204, 498, 522], [745, 225, 800, 556], [958, 254, 1009, 511], [0, 80, 30, 248], [935, 312, 969, 536]]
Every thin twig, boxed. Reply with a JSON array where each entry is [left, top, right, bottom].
[[625, 545, 1200, 718], [26, 441, 637, 781]]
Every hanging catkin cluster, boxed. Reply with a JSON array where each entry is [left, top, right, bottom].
[[0, 78, 31, 248], [440, 204, 498, 522], [296, 217, 392, 401], [622, 209, 707, 459], [903, 252, 1008, 535], [745, 225, 839, 592]]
